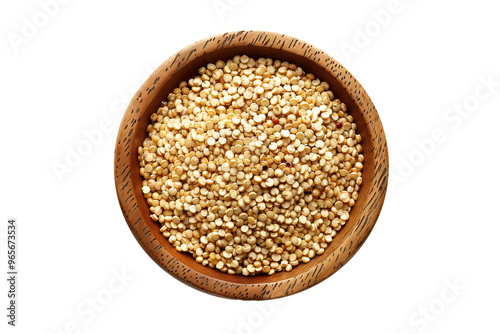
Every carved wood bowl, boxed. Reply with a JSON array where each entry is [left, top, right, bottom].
[[114, 31, 388, 300]]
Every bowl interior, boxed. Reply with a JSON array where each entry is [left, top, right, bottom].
[[118, 40, 384, 295]]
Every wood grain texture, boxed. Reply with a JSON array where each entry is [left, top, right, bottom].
[[114, 31, 389, 300]]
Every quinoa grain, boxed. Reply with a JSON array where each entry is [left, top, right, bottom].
[[138, 55, 364, 275]]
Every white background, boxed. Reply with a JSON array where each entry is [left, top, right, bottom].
[[1, 0, 499, 333]]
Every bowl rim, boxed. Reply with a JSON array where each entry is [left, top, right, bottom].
[[114, 30, 389, 300]]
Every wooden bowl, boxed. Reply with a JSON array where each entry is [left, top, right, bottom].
[[114, 31, 388, 300]]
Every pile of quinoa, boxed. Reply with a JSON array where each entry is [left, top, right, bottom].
[[138, 55, 364, 276]]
